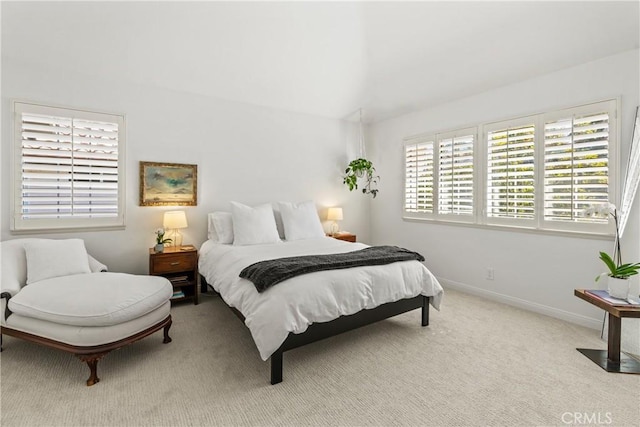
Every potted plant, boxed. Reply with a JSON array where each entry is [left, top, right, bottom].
[[154, 228, 172, 253], [587, 203, 640, 299], [343, 158, 379, 198]]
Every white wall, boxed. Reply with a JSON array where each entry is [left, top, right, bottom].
[[369, 49, 640, 354], [1, 58, 371, 274]]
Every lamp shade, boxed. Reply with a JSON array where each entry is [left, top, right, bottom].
[[163, 211, 188, 229], [327, 207, 343, 221]]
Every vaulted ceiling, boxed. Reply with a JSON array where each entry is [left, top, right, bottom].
[[2, 1, 639, 123]]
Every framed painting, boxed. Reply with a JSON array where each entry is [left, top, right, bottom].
[[139, 162, 197, 206]]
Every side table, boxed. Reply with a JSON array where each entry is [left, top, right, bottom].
[[149, 245, 199, 305], [574, 289, 640, 374], [329, 232, 356, 243]]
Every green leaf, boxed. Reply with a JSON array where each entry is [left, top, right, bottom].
[[599, 252, 617, 275]]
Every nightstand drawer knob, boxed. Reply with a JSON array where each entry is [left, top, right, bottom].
[[170, 262, 180, 266]]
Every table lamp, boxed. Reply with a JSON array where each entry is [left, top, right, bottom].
[[327, 207, 343, 236], [163, 211, 188, 247]]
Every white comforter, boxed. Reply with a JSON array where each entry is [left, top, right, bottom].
[[199, 237, 443, 360]]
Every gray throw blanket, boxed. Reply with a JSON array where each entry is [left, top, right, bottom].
[[240, 245, 425, 292]]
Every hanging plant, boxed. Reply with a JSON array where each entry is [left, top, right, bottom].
[[343, 158, 379, 198]]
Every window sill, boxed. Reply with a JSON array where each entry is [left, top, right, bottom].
[[402, 215, 614, 241]]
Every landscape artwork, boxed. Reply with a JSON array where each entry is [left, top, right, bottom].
[[140, 162, 197, 206]]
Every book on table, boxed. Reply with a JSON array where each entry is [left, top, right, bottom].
[[586, 289, 640, 307], [169, 276, 189, 287]]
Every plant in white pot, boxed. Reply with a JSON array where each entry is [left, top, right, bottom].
[[587, 203, 640, 299], [154, 228, 172, 253]]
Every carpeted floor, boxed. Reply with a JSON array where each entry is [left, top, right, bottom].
[[1, 288, 638, 426]]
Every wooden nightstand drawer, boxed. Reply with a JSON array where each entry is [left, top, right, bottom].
[[151, 253, 196, 274]]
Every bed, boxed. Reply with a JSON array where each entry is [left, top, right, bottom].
[[198, 231, 444, 384], [200, 201, 444, 384]]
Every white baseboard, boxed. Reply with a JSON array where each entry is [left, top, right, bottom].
[[438, 278, 603, 330]]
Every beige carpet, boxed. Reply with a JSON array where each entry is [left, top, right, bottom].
[[1, 289, 638, 426]]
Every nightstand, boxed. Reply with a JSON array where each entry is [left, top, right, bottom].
[[149, 245, 198, 305], [330, 233, 356, 243]]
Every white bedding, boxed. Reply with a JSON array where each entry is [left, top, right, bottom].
[[198, 237, 443, 360]]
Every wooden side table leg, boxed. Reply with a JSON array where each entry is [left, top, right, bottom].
[[607, 313, 621, 364]]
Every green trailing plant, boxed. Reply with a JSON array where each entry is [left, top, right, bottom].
[[343, 158, 379, 198]]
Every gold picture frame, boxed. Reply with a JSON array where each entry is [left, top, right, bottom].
[[139, 161, 197, 206]]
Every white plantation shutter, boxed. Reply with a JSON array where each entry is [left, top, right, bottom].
[[404, 138, 434, 214], [438, 131, 474, 216], [13, 102, 125, 231], [618, 106, 640, 237], [401, 99, 616, 236], [486, 122, 535, 221], [543, 102, 614, 228]]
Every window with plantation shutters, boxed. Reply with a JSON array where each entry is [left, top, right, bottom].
[[402, 99, 617, 236], [404, 138, 434, 213], [12, 101, 125, 231], [486, 121, 535, 222], [403, 128, 476, 221], [543, 101, 615, 230], [438, 131, 474, 216]]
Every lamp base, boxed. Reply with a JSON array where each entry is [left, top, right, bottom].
[[170, 230, 183, 247], [330, 222, 339, 236]]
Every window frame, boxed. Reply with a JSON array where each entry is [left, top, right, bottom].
[[540, 100, 618, 235], [403, 99, 619, 238], [11, 100, 127, 232]]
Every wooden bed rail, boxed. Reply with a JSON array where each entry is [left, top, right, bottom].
[[201, 275, 430, 384]]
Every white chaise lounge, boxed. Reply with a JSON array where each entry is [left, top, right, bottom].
[[1, 238, 173, 386]]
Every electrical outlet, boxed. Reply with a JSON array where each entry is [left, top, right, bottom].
[[486, 267, 494, 280]]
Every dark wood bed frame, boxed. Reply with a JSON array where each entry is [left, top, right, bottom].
[[200, 275, 430, 384]]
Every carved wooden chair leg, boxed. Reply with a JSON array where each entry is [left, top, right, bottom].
[[77, 353, 107, 386], [86, 358, 100, 386], [163, 319, 172, 344]]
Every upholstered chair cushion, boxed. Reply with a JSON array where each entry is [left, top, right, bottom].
[[8, 273, 172, 327]]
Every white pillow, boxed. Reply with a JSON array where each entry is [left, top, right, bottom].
[[231, 202, 280, 245], [278, 201, 326, 241], [207, 212, 234, 243], [207, 213, 218, 241], [212, 212, 234, 244], [24, 239, 92, 284]]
